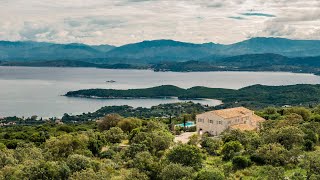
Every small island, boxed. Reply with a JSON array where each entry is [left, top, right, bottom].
[[65, 84, 320, 108]]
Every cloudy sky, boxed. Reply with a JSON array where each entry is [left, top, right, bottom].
[[0, 0, 319, 45]]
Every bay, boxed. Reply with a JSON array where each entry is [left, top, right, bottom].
[[1, 66, 320, 117]]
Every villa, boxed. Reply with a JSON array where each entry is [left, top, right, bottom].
[[196, 107, 265, 136]]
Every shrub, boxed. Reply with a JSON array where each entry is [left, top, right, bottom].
[[167, 144, 204, 169], [104, 127, 126, 144], [221, 141, 243, 160], [97, 114, 122, 131], [232, 156, 251, 169], [159, 163, 194, 180], [196, 169, 224, 180]]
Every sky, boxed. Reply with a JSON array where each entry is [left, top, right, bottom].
[[0, 0, 319, 46]]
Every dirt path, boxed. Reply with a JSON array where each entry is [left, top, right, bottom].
[[174, 132, 197, 144]]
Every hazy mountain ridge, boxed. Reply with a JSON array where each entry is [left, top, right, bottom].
[[1, 37, 320, 63], [0, 41, 116, 61]]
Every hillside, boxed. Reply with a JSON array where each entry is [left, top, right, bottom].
[[65, 84, 320, 108]]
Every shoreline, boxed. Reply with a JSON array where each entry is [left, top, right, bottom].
[[1, 64, 318, 76]]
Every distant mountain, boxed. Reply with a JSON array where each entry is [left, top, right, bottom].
[[219, 37, 320, 57], [106, 37, 320, 63], [1, 37, 320, 64], [105, 40, 223, 62], [0, 41, 115, 62], [91, 44, 116, 52]]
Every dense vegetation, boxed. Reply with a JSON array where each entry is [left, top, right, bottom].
[[66, 84, 320, 108], [153, 54, 320, 75], [61, 102, 207, 123], [2, 105, 320, 179]]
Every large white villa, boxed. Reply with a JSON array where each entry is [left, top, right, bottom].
[[196, 107, 265, 136]]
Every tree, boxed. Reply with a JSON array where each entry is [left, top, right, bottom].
[[259, 165, 285, 180], [188, 134, 200, 146], [124, 143, 149, 159], [283, 107, 311, 121], [97, 114, 122, 131], [232, 156, 251, 169], [131, 130, 173, 155], [69, 168, 112, 180], [20, 160, 71, 180], [145, 121, 168, 132], [264, 107, 278, 115], [251, 143, 289, 166], [283, 113, 304, 125], [117, 118, 142, 133], [221, 141, 243, 160], [304, 140, 315, 151], [66, 154, 99, 173], [132, 151, 158, 179], [14, 143, 43, 162], [167, 144, 204, 169], [200, 136, 222, 156], [159, 163, 194, 180], [87, 132, 106, 156], [263, 126, 304, 150], [125, 168, 149, 180], [0, 148, 17, 168], [276, 126, 304, 150], [222, 130, 261, 153], [104, 127, 126, 144], [196, 169, 224, 180], [44, 134, 89, 159], [302, 151, 320, 179]]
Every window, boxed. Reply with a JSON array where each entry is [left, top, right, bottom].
[[197, 118, 204, 123], [209, 120, 213, 124]]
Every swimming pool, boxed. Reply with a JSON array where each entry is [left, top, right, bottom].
[[176, 121, 196, 127]]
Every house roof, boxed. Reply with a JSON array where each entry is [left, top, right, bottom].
[[209, 107, 253, 119], [252, 114, 266, 123]]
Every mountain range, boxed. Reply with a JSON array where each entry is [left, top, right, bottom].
[[1, 37, 320, 64]]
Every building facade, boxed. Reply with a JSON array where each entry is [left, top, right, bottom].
[[196, 107, 265, 136]]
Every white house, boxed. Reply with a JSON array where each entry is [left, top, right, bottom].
[[196, 107, 265, 136]]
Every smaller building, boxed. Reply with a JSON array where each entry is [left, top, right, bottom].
[[196, 107, 265, 136]]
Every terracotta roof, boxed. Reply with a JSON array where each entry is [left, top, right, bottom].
[[230, 124, 256, 131], [252, 114, 265, 123], [209, 107, 253, 119]]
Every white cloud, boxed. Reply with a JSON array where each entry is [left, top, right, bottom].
[[0, 0, 319, 45]]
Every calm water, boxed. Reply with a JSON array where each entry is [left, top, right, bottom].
[[1, 66, 320, 118]]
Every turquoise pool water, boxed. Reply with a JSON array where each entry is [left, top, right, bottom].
[[176, 121, 195, 127]]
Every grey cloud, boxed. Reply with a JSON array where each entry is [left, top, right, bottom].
[[19, 22, 52, 40], [65, 16, 125, 28], [1, 0, 320, 45], [275, 11, 320, 22]]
